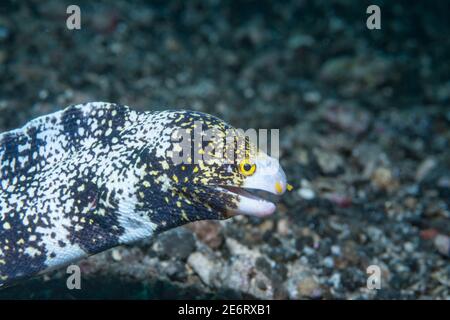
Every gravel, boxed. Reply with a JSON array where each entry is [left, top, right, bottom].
[[0, 0, 448, 299]]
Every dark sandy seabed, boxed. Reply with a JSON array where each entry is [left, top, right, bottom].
[[0, 0, 448, 299]]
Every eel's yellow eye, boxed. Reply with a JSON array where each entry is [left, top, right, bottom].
[[239, 159, 256, 176]]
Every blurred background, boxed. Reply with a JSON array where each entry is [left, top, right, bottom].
[[0, 0, 449, 299]]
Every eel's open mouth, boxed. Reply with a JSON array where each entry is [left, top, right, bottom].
[[216, 185, 277, 217]]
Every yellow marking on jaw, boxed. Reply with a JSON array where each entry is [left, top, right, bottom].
[[275, 182, 283, 194], [287, 184, 294, 191]]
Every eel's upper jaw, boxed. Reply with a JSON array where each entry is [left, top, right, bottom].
[[219, 164, 287, 218]]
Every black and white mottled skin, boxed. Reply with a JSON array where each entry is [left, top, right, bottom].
[[0, 102, 287, 288]]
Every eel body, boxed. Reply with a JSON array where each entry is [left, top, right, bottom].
[[0, 102, 286, 287]]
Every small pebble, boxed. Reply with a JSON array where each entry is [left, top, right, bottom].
[[434, 235, 450, 257], [331, 245, 341, 256], [323, 256, 334, 268], [372, 167, 395, 191], [297, 276, 321, 298], [111, 249, 122, 261], [298, 188, 315, 200]]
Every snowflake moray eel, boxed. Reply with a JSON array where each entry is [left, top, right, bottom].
[[0, 102, 287, 287]]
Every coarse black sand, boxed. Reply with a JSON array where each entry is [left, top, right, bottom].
[[0, 0, 448, 299]]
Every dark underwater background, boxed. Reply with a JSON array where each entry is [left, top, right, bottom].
[[0, 0, 448, 299]]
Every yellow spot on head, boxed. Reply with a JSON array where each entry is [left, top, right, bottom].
[[287, 183, 294, 192], [275, 182, 283, 194]]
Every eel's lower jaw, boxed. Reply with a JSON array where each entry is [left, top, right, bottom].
[[217, 186, 277, 218]]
